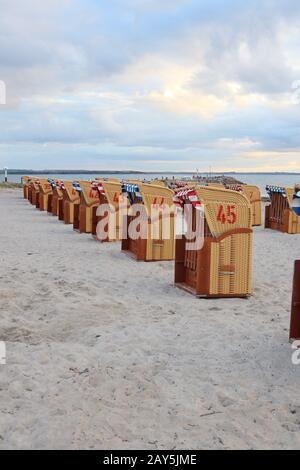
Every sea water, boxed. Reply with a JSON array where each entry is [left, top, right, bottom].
[[4, 172, 300, 196]]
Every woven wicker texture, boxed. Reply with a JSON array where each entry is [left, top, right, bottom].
[[79, 181, 100, 207], [241, 184, 262, 226], [195, 186, 252, 237], [101, 181, 122, 208], [63, 181, 82, 203]]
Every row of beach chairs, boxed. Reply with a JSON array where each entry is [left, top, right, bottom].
[[22, 176, 259, 299], [21, 177, 300, 304]]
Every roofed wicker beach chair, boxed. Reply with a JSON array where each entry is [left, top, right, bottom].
[[29, 178, 45, 208], [22, 176, 31, 200], [121, 182, 175, 261], [91, 180, 126, 242], [265, 185, 300, 234], [38, 179, 53, 211], [290, 260, 300, 341], [51, 181, 64, 218], [61, 180, 82, 225], [174, 185, 253, 298], [73, 181, 100, 233], [46, 179, 58, 214]]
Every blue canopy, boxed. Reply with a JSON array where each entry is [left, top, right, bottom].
[[292, 187, 300, 216], [72, 181, 82, 193], [266, 185, 287, 197], [121, 183, 143, 205]]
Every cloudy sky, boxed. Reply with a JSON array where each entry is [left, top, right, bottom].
[[0, 0, 300, 171]]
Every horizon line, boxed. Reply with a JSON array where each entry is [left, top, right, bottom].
[[1, 169, 300, 176]]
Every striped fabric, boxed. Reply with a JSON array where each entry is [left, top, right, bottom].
[[122, 183, 143, 205], [293, 186, 300, 216], [122, 183, 140, 194], [47, 178, 56, 189], [72, 181, 82, 193], [226, 184, 243, 192], [266, 185, 287, 196], [173, 189, 201, 209], [57, 181, 65, 190], [91, 181, 105, 195]]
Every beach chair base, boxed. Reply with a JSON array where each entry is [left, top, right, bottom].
[[175, 282, 249, 298], [290, 260, 300, 341], [63, 200, 76, 224], [77, 205, 97, 233], [121, 215, 175, 261], [122, 236, 173, 262], [28, 187, 32, 203], [92, 206, 98, 238], [58, 199, 64, 221], [31, 190, 38, 206], [52, 196, 62, 217], [265, 205, 289, 232], [47, 194, 53, 214], [35, 193, 40, 209], [91, 205, 121, 242], [23, 187, 29, 200], [39, 193, 50, 212], [175, 233, 252, 298], [122, 241, 148, 261], [73, 204, 80, 231]]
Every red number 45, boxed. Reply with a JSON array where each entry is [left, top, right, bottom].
[[217, 205, 237, 224]]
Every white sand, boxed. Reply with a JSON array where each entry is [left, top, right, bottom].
[[0, 189, 300, 450]]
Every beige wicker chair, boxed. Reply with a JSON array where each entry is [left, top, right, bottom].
[[62, 181, 82, 225], [22, 176, 31, 200], [122, 183, 175, 261], [175, 186, 253, 298], [92, 180, 125, 242], [75, 181, 100, 233], [52, 182, 64, 218], [265, 185, 300, 234], [38, 180, 53, 212]]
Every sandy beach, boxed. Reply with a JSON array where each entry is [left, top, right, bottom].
[[0, 188, 300, 450]]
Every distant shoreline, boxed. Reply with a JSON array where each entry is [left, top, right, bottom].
[[1, 170, 300, 176]]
